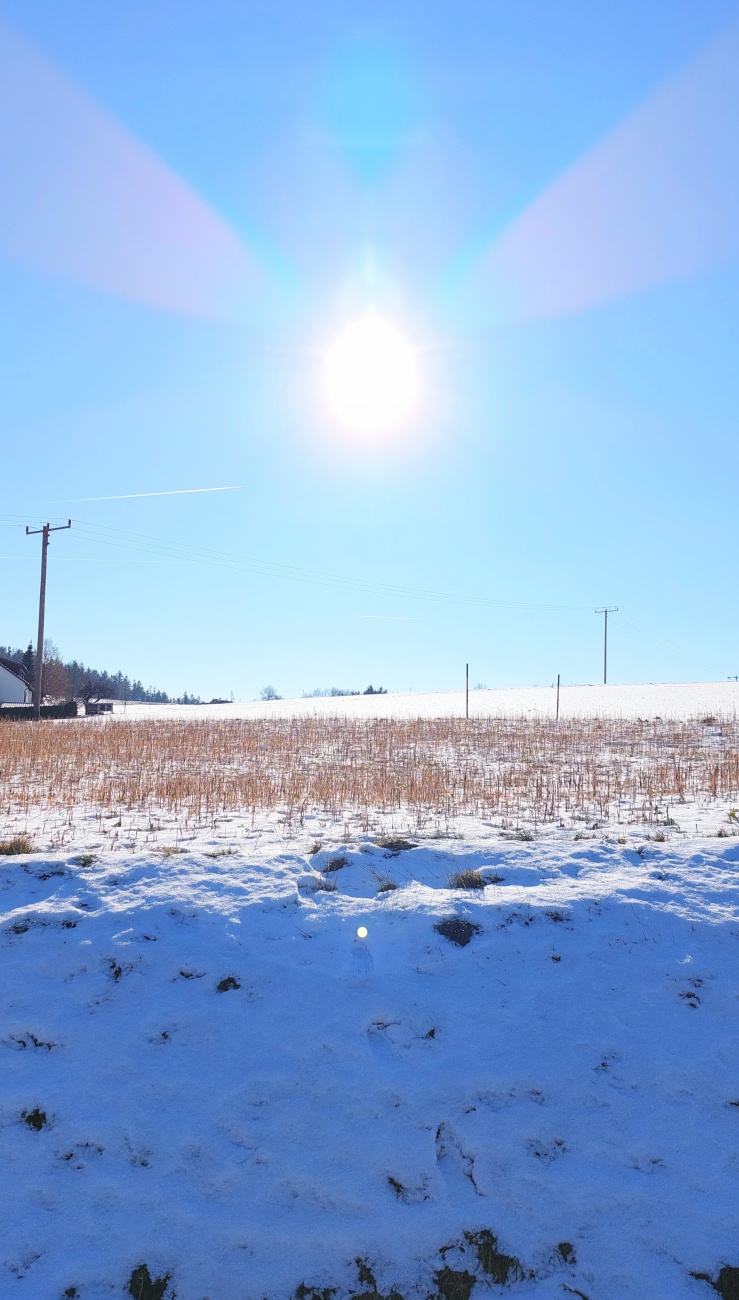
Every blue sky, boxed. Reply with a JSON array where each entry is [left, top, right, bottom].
[[1, 0, 738, 699]]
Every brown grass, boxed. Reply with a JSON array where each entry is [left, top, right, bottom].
[[0, 833, 33, 855], [0, 714, 737, 829]]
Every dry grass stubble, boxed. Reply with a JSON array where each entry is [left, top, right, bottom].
[[0, 713, 737, 831]]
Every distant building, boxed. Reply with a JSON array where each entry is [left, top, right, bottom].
[[0, 657, 32, 705]]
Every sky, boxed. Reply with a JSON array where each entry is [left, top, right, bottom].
[[1, 0, 739, 701]]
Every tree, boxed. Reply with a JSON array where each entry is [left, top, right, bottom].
[[259, 685, 282, 701], [363, 685, 387, 695], [22, 643, 35, 682], [81, 676, 105, 704], [42, 659, 70, 701]]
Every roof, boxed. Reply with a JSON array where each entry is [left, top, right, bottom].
[[0, 657, 29, 684]]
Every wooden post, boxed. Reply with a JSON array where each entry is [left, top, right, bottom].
[[32, 524, 49, 720], [556, 673, 560, 722], [465, 663, 469, 720], [595, 607, 618, 684], [26, 520, 71, 719]]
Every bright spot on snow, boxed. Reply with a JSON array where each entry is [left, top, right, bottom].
[[356, 926, 368, 939], [323, 313, 420, 437]]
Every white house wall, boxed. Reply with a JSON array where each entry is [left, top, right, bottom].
[[0, 663, 31, 704]]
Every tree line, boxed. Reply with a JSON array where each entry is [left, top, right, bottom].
[[0, 643, 201, 705]]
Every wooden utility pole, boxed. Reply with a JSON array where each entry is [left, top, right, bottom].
[[556, 673, 560, 722], [26, 520, 71, 719], [465, 663, 469, 720], [594, 607, 618, 685]]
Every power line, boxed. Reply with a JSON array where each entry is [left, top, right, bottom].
[[62, 517, 594, 615]]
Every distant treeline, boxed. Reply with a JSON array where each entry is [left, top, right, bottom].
[[302, 685, 388, 697], [0, 644, 201, 705]]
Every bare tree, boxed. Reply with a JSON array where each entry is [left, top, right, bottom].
[[42, 659, 71, 701]]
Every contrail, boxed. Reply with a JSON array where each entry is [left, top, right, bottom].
[[60, 486, 243, 503]]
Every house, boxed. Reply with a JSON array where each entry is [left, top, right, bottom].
[[0, 657, 32, 705]]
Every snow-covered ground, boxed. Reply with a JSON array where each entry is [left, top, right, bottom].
[[112, 679, 739, 722], [3, 806, 739, 1299]]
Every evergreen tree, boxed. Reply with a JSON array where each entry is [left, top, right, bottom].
[[22, 643, 35, 683]]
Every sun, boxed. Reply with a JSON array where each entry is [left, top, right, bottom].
[[323, 312, 420, 438]]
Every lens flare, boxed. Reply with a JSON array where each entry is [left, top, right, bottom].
[[323, 313, 420, 438]]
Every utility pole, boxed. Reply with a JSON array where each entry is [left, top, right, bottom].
[[556, 673, 560, 722], [465, 663, 469, 720], [26, 520, 71, 719], [594, 607, 618, 685]]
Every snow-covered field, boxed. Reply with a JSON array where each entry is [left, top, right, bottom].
[[2, 686, 739, 1299], [112, 679, 739, 722]]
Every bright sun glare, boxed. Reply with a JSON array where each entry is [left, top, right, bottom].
[[323, 313, 420, 438]]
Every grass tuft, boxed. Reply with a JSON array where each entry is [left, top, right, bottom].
[[375, 876, 398, 894], [448, 869, 485, 890], [0, 834, 33, 855], [323, 854, 349, 873]]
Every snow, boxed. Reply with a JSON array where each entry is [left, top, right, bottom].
[[111, 679, 739, 723], [3, 808, 739, 1298]]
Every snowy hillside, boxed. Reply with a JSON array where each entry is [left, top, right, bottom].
[[3, 817, 739, 1299], [111, 680, 739, 723]]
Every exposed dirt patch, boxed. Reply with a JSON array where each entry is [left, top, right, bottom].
[[375, 837, 416, 854], [464, 1229, 525, 1285], [526, 1137, 568, 1164], [692, 1266, 739, 1299], [386, 1174, 429, 1204], [30, 864, 67, 880], [8, 1031, 56, 1050], [351, 1258, 404, 1300], [434, 919, 482, 947], [433, 1267, 476, 1300], [21, 1107, 48, 1131], [128, 1264, 171, 1299], [216, 975, 240, 992]]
